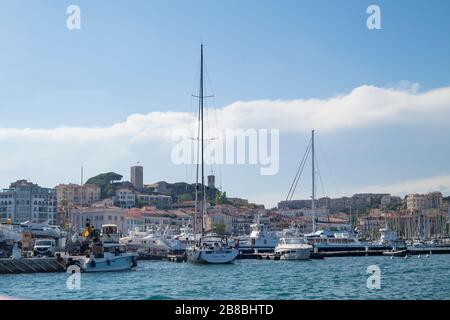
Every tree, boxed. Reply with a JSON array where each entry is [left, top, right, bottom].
[[213, 222, 227, 235], [215, 191, 228, 205], [86, 172, 123, 199], [178, 193, 193, 202]]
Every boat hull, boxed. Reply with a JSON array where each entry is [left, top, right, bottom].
[[187, 248, 239, 264], [84, 254, 137, 272], [275, 248, 311, 260]]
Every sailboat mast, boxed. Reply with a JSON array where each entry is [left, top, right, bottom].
[[311, 130, 316, 232], [193, 109, 200, 236], [200, 44, 205, 235], [80, 166, 84, 208]]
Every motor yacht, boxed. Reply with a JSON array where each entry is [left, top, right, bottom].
[[274, 237, 312, 260]]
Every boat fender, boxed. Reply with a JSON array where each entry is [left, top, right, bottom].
[[107, 259, 111, 266], [66, 258, 81, 269], [132, 256, 137, 267], [90, 260, 96, 268]]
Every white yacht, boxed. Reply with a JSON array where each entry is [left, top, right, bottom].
[[304, 228, 399, 253], [236, 222, 279, 254], [187, 235, 239, 264], [20, 221, 61, 239], [120, 226, 170, 252], [275, 237, 312, 260], [167, 225, 201, 251]]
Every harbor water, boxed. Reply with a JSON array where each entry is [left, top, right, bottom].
[[1, 255, 449, 300]]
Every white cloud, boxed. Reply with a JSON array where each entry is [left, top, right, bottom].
[[0, 83, 449, 193], [359, 174, 450, 196], [1, 83, 450, 144]]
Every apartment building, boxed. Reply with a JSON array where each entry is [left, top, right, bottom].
[[0, 180, 57, 224]]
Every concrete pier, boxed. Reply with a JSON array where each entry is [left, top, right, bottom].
[[0, 257, 66, 274]]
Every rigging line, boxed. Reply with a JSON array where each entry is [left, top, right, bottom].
[[290, 144, 311, 201], [286, 139, 308, 200], [314, 152, 326, 198], [204, 50, 223, 191], [187, 57, 201, 186], [317, 137, 341, 197], [286, 139, 312, 201], [286, 140, 311, 201]]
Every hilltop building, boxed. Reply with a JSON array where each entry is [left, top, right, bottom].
[[130, 165, 143, 190], [136, 194, 172, 209], [406, 192, 443, 212], [114, 188, 136, 208]]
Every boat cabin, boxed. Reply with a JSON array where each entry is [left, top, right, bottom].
[[92, 242, 127, 258], [100, 224, 120, 243]]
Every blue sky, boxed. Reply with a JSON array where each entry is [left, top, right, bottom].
[[0, 0, 450, 207]]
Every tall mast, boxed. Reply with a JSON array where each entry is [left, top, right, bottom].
[[311, 130, 316, 232], [193, 111, 200, 236], [200, 44, 205, 235]]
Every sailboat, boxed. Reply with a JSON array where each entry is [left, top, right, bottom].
[[186, 45, 239, 264]]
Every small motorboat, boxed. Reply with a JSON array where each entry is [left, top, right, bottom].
[[383, 249, 408, 257], [83, 242, 138, 272], [83, 224, 137, 272]]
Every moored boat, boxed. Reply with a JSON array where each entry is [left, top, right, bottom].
[[236, 221, 279, 254], [83, 242, 137, 272], [79, 224, 138, 272], [187, 235, 238, 264], [274, 237, 312, 260], [185, 45, 238, 265]]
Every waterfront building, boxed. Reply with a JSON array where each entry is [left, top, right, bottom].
[[357, 208, 450, 240], [55, 183, 100, 207], [0, 180, 57, 224], [71, 207, 127, 233], [207, 212, 234, 234], [136, 194, 172, 209], [130, 165, 144, 190], [126, 208, 145, 232], [139, 207, 191, 228]]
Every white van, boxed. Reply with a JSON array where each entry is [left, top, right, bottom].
[[33, 239, 56, 257]]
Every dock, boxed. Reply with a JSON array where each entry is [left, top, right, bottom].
[[237, 252, 325, 260], [0, 257, 66, 274], [166, 254, 187, 263], [137, 252, 166, 261]]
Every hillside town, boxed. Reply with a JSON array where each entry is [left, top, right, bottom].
[[1, 164, 449, 241]]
